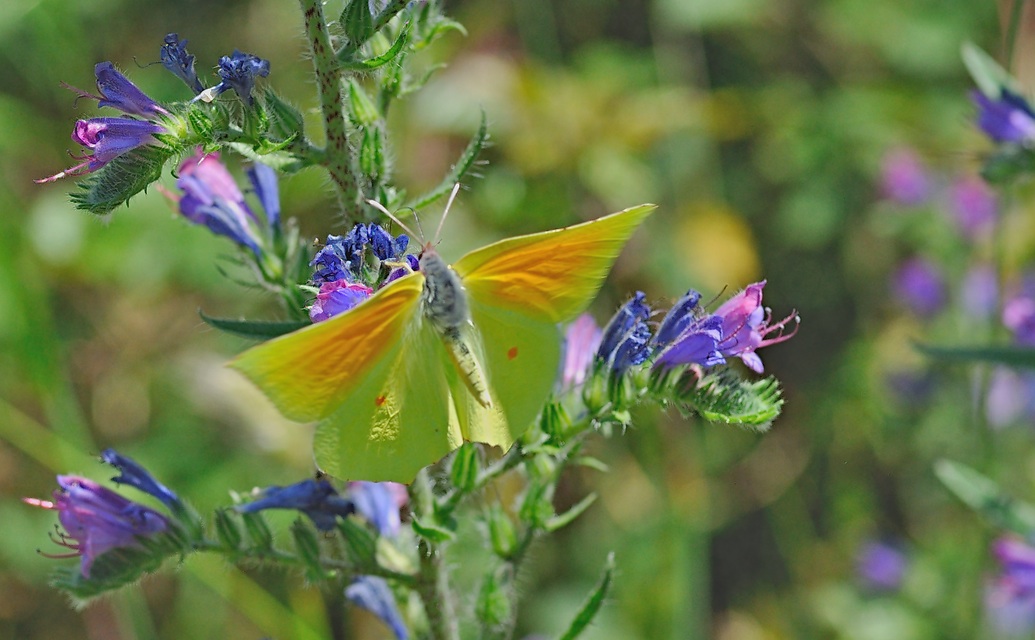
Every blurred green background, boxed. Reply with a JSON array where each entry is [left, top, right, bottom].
[[0, 0, 1013, 638]]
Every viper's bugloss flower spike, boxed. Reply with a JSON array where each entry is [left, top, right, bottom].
[[345, 576, 409, 640], [24, 476, 168, 578], [560, 314, 603, 391], [169, 149, 264, 256], [973, 90, 1035, 144], [310, 280, 374, 322], [235, 478, 355, 531], [348, 481, 407, 537], [310, 223, 411, 286], [161, 34, 204, 93], [196, 50, 270, 106], [100, 449, 181, 511], [986, 537, 1035, 636], [712, 281, 798, 373], [36, 63, 170, 184]]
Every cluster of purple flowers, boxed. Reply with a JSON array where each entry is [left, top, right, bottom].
[[238, 478, 410, 639], [986, 537, 1035, 635], [38, 34, 271, 185], [562, 281, 798, 390], [23, 450, 182, 578], [878, 148, 999, 319], [308, 223, 414, 323]]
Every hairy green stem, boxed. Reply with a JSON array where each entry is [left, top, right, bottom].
[[410, 470, 460, 640], [299, 0, 358, 214]]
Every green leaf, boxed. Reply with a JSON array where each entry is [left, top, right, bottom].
[[402, 110, 488, 210], [682, 369, 783, 429], [339, 22, 411, 70], [545, 493, 597, 532], [916, 343, 1035, 369], [962, 42, 1017, 98], [338, 516, 378, 568], [198, 311, 309, 340], [410, 513, 456, 543], [557, 552, 616, 640], [339, 0, 376, 52], [935, 459, 1035, 536]]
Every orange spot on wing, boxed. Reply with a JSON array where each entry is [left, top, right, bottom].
[[507, 346, 518, 360], [375, 394, 387, 407]]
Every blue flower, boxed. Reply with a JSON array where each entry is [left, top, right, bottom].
[[349, 481, 405, 537], [36, 64, 169, 183], [596, 292, 653, 374], [560, 314, 603, 391], [987, 537, 1035, 636], [310, 223, 410, 285], [855, 540, 908, 592], [100, 449, 181, 511], [246, 163, 281, 231], [973, 90, 1035, 144], [653, 315, 724, 370], [653, 289, 703, 346], [197, 50, 270, 106], [235, 478, 355, 531], [345, 576, 409, 640], [160, 33, 204, 93], [24, 476, 168, 578], [892, 259, 946, 319]]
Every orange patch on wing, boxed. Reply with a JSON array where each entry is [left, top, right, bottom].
[[375, 394, 387, 406], [507, 346, 518, 360]]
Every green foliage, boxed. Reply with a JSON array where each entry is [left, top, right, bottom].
[[935, 459, 1035, 537], [198, 312, 310, 340], [70, 146, 175, 215], [679, 369, 783, 430]]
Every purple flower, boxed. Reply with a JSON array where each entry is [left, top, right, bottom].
[[596, 292, 653, 374], [987, 537, 1035, 636], [986, 367, 1035, 428], [385, 254, 421, 285], [160, 33, 204, 93], [1004, 291, 1035, 346], [950, 176, 998, 239], [880, 148, 932, 206], [712, 281, 799, 373], [892, 258, 946, 318], [348, 481, 406, 537], [24, 476, 168, 578], [962, 264, 999, 320], [36, 63, 169, 183], [653, 315, 725, 371], [101, 449, 181, 511], [345, 576, 409, 640], [310, 280, 374, 322], [197, 50, 270, 106], [236, 478, 355, 531], [855, 540, 908, 592], [560, 314, 603, 391], [973, 90, 1035, 144], [171, 149, 264, 256]]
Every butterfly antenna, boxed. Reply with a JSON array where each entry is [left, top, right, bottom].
[[366, 199, 422, 242], [433, 183, 462, 246]]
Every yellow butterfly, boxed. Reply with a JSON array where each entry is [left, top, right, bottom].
[[231, 202, 656, 483]]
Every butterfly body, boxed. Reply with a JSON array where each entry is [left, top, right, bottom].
[[232, 203, 656, 483]]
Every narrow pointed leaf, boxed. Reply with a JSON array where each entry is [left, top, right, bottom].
[[403, 111, 488, 210], [916, 343, 1035, 369], [935, 459, 1035, 536], [199, 311, 310, 340], [557, 552, 615, 640]]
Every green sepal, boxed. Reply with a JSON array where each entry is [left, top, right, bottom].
[[917, 342, 1035, 369], [519, 482, 555, 529], [240, 511, 273, 549], [338, 515, 379, 569], [291, 519, 328, 582], [544, 493, 597, 533], [70, 145, 175, 215], [539, 400, 575, 442], [680, 369, 782, 430], [557, 552, 616, 640], [410, 512, 457, 543], [261, 89, 306, 143], [402, 110, 488, 210], [935, 459, 1035, 536], [214, 509, 242, 550], [198, 310, 310, 340], [476, 567, 513, 629], [347, 78, 381, 126], [484, 503, 517, 559], [449, 443, 480, 493], [360, 126, 387, 180], [339, 0, 377, 52], [186, 107, 215, 141]]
